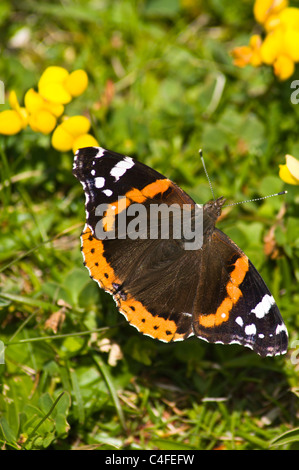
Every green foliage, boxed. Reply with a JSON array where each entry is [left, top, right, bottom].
[[0, 0, 298, 451]]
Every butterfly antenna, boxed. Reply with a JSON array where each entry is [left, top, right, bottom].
[[199, 149, 216, 200], [223, 191, 287, 207]]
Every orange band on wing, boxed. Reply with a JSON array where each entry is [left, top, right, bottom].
[[140, 179, 171, 199], [230, 255, 249, 285], [125, 187, 146, 203], [81, 225, 121, 291], [199, 255, 249, 328], [117, 294, 185, 342], [101, 179, 171, 233], [81, 225, 184, 342], [102, 197, 130, 232]]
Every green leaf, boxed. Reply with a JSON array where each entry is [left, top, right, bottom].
[[144, 0, 180, 18], [152, 439, 197, 450], [0, 417, 17, 444], [92, 353, 126, 431], [38, 393, 54, 415], [70, 368, 85, 425], [22, 392, 70, 449], [270, 428, 299, 448]]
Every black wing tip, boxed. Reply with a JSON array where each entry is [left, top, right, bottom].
[[73, 146, 104, 177], [74, 146, 102, 158], [248, 329, 288, 357]]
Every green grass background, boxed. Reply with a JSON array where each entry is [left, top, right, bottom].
[[0, 0, 299, 450]]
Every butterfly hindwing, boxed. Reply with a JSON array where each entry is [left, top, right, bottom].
[[192, 228, 288, 356]]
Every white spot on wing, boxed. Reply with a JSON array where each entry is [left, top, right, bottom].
[[182, 312, 192, 317], [245, 324, 256, 336], [251, 294, 275, 319], [95, 147, 105, 158], [110, 157, 134, 181], [94, 177, 105, 188], [276, 323, 288, 335], [102, 189, 113, 197]]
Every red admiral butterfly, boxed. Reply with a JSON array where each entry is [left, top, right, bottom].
[[73, 146, 288, 357]]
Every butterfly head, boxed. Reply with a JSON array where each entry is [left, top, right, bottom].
[[204, 196, 226, 217]]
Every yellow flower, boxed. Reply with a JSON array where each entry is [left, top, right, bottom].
[[283, 28, 299, 62], [259, 26, 298, 80], [28, 110, 57, 135], [0, 67, 90, 138], [51, 115, 98, 153], [254, 0, 288, 26], [264, 13, 283, 32], [9, 91, 28, 126], [275, 7, 299, 30], [0, 91, 28, 135], [232, 1, 299, 80], [249, 35, 263, 66], [0, 110, 24, 135], [72, 134, 99, 153], [273, 54, 294, 80], [279, 154, 299, 185], [231, 35, 263, 67], [231, 45, 253, 68], [25, 88, 64, 117], [64, 70, 88, 98], [261, 7, 299, 79], [38, 66, 88, 104], [260, 28, 283, 64], [24, 88, 64, 134]]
